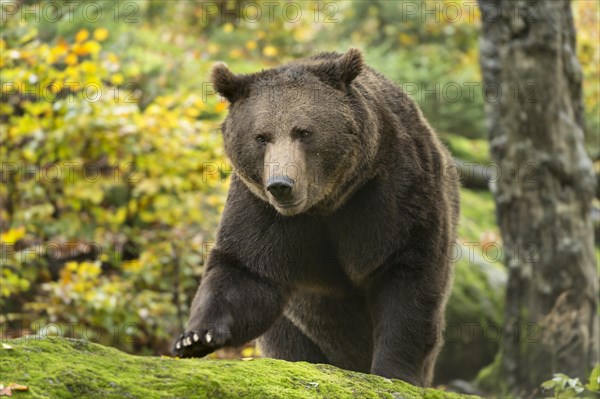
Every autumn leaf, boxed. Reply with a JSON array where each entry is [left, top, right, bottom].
[[214, 102, 228, 113], [0, 227, 25, 244], [93, 28, 109, 41], [0, 383, 28, 396], [262, 45, 278, 57], [65, 53, 78, 65], [75, 29, 89, 42]]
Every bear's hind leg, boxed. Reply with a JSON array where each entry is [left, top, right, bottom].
[[258, 317, 329, 363]]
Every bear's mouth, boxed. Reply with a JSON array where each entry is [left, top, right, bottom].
[[272, 197, 307, 216], [277, 198, 305, 209]]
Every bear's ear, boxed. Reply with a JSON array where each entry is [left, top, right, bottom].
[[337, 48, 364, 85], [311, 48, 364, 89], [211, 63, 250, 103]]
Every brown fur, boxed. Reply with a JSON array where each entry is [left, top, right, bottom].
[[174, 49, 460, 387]]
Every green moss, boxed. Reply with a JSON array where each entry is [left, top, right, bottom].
[[436, 251, 506, 382], [449, 257, 505, 326], [475, 352, 508, 395], [0, 337, 479, 399]]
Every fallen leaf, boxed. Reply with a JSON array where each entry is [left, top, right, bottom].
[[1, 344, 12, 350], [0, 383, 28, 396], [0, 384, 12, 396]]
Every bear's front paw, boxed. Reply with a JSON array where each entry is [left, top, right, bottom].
[[173, 327, 231, 358]]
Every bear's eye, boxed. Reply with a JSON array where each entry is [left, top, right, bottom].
[[255, 135, 267, 144], [298, 130, 312, 140]]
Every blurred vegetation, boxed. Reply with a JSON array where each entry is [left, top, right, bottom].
[[1, 0, 598, 388], [541, 365, 600, 399]]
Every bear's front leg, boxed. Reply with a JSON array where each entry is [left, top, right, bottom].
[[367, 266, 449, 387], [173, 248, 287, 358]]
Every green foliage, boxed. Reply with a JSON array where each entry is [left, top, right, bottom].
[[474, 352, 505, 394], [350, 1, 484, 139], [541, 365, 600, 399], [366, 42, 485, 139], [1, 20, 228, 352], [458, 189, 498, 243], [573, 1, 600, 160], [443, 133, 490, 164]]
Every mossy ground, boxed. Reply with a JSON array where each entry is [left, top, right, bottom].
[[0, 337, 479, 399]]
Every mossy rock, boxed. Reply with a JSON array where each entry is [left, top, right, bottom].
[[1, 337, 479, 399], [435, 247, 506, 384], [432, 188, 506, 384]]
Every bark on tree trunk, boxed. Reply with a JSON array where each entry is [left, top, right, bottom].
[[478, 0, 598, 396]]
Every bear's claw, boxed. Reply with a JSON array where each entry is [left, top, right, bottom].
[[173, 328, 229, 358]]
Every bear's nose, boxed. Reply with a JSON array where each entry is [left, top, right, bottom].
[[266, 176, 294, 201]]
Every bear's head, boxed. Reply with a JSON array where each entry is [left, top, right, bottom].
[[212, 48, 371, 216]]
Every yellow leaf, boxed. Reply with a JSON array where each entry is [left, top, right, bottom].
[[112, 73, 124, 85], [107, 52, 119, 63], [65, 53, 78, 65], [75, 29, 89, 42], [223, 23, 234, 33], [0, 227, 26, 244], [19, 28, 38, 43], [193, 99, 206, 109], [207, 43, 219, 55], [184, 107, 200, 118], [72, 43, 88, 56], [82, 40, 101, 56], [398, 33, 415, 46], [241, 347, 255, 357], [8, 383, 28, 391], [23, 148, 36, 161], [229, 49, 242, 58], [93, 27, 109, 41], [214, 102, 227, 113], [262, 45, 278, 57], [245, 41, 257, 50], [56, 37, 69, 52], [293, 28, 314, 43], [80, 60, 97, 74], [122, 260, 143, 273]]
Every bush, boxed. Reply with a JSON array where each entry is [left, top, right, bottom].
[[1, 23, 227, 353]]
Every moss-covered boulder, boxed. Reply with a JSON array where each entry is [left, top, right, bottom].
[[432, 188, 506, 385], [435, 250, 506, 384], [0, 337, 478, 399]]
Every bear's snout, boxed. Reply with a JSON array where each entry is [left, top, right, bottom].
[[266, 175, 294, 202]]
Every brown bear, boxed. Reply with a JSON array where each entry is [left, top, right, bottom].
[[173, 48, 460, 387]]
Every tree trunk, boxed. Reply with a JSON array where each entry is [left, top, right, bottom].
[[478, 0, 598, 396]]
